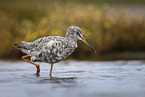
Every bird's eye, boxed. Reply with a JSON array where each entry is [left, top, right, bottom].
[[77, 32, 81, 37]]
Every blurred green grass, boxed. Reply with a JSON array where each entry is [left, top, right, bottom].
[[0, 0, 145, 60]]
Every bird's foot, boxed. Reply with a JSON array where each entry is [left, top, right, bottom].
[[49, 74, 52, 78], [35, 68, 40, 77], [33, 70, 40, 77], [36, 72, 40, 77], [33, 73, 40, 77]]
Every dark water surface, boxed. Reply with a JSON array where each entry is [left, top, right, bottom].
[[0, 60, 145, 97]]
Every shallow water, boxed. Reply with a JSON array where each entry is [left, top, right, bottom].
[[0, 60, 145, 97]]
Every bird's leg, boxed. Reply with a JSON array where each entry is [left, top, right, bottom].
[[22, 55, 40, 77], [49, 64, 53, 78]]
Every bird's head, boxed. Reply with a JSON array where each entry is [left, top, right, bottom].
[[66, 26, 96, 53]]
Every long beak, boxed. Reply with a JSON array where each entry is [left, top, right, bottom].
[[80, 36, 96, 53]]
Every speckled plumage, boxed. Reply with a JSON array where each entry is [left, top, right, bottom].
[[21, 36, 77, 63], [15, 26, 85, 63], [14, 26, 96, 77]]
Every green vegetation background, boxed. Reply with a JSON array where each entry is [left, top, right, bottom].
[[0, 0, 145, 60]]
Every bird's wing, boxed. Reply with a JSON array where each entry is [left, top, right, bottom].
[[29, 36, 77, 62], [29, 36, 66, 56], [19, 36, 64, 55]]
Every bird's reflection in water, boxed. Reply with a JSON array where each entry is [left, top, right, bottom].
[[43, 77, 77, 83], [27, 76, 78, 88]]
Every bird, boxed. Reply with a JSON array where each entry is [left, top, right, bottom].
[[14, 26, 96, 77]]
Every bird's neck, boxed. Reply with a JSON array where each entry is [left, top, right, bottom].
[[65, 36, 78, 42], [65, 33, 78, 42], [65, 34, 78, 48], [65, 37, 78, 48]]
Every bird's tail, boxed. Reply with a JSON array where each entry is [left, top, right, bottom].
[[14, 41, 31, 54], [14, 43, 25, 50]]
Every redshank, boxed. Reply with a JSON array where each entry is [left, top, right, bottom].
[[14, 26, 96, 77]]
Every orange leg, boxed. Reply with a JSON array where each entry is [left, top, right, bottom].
[[49, 64, 53, 78], [22, 55, 40, 77]]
